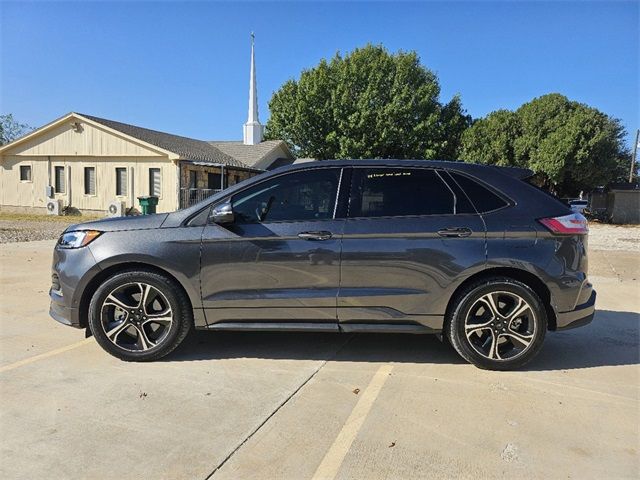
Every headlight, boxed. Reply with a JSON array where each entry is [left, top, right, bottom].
[[58, 230, 102, 249]]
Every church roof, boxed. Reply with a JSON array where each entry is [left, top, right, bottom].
[[80, 114, 256, 169], [208, 140, 293, 169]]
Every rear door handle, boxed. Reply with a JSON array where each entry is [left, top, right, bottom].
[[298, 231, 333, 241], [437, 227, 472, 238]]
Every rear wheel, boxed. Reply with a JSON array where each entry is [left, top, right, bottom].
[[447, 277, 547, 370], [88, 270, 192, 361]]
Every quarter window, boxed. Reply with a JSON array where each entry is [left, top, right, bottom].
[[20, 165, 32, 182], [54, 166, 65, 193], [231, 168, 341, 223], [349, 168, 455, 218], [448, 172, 508, 213], [84, 167, 96, 195], [116, 168, 127, 196], [149, 168, 161, 197]]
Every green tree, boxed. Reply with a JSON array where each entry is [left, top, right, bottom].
[[265, 45, 471, 160], [0, 114, 31, 146], [460, 94, 630, 196]]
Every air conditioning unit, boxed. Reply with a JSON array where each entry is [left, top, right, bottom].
[[107, 200, 125, 217], [46, 199, 62, 216]]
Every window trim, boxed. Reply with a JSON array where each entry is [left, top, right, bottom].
[[83, 166, 97, 197], [19, 164, 33, 183], [115, 166, 128, 198], [226, 166, 344, 225], [346, 165, 459, 220]]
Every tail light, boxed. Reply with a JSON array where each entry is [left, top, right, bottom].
[[539, 213, 589, 235]]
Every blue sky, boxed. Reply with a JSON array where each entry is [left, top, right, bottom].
[[1, 1, 638, 147]]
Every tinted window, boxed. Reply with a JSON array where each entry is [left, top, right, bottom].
[[349, 168, 454, 218], [448, 172, 508, 213], [232, 168, 341, 223], [441, 171, 476, 214]]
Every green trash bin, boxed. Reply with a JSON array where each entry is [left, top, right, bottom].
[[138, 196, 159, 215]]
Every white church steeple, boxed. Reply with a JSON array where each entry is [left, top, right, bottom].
[[243, 32, 264, 145]]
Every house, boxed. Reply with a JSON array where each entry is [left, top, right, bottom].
[[0, 36, 294, 215]]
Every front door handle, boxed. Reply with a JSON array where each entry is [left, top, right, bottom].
[[437, 227, 472, 238], [298, 231, 333, 241]]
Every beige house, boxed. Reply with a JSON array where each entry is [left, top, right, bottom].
[[0, 37, 295, 215], [0, 112, 293, 214]]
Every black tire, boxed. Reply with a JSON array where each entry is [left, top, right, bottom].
[[88, 270, 192, 361], [446, 277, 547, 371]]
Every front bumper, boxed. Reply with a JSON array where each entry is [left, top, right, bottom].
[[49, 243, 101, 329], [49, 289, 82, 328], [556, 290, 596, 330]]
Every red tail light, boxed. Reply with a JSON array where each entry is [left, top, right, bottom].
[[539, 213, 589, 235]]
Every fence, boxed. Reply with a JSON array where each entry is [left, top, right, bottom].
[[179, 188, 221, 209]]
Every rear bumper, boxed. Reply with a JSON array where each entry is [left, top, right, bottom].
[[556, 290, 596, 330]]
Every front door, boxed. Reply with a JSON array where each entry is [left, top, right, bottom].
[[338, 166, 487, 330], [200, 167, 345, 325]]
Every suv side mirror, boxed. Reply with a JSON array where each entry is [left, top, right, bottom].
[[209, 201, 235, 225]]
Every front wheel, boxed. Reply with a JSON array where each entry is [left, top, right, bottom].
[[88, 270, 192, 361], [447, 277, 547, 370]]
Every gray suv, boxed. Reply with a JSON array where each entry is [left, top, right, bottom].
[[50, 160, 596, 370]]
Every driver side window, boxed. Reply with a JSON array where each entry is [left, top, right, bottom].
[[231, 168, 341, 224]]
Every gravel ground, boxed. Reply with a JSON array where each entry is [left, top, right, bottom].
[[1, 215, 638, 249]]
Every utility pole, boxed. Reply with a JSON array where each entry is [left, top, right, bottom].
[[631, 128, 639, 183]]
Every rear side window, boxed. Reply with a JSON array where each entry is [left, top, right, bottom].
[[448, 171, 508, 213], [349, 168, 454, 218]]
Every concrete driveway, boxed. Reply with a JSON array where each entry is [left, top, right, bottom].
[[0, 231, 638, 480]]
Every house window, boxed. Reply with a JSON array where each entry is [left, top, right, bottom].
[[234, 175, 241, 185], [149, 168, 161, 197], [116, 168, 127, 196], [189, 170, 197, 189], [84, 167, 96, 195], [208, 172, 222, 190], [20, 165, 32, 182], [54, 166, 65, 193]]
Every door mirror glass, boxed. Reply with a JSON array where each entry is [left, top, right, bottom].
[[209, 201, 235, 225]]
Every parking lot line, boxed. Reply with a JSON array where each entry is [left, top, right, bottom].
[[0, 338, 93, 373], [311, 364, 394, 480]]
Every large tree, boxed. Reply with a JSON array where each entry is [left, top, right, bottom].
[[265, 45, 471, 160], [460, 94, 630, 196], [0, 114, 32, 146]]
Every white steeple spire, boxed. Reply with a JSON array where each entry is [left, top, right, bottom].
[[243, 32, 264, 145]]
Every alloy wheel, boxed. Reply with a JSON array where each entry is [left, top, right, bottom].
[[464, 291, 537, 361], [100, 282, 173, 352]]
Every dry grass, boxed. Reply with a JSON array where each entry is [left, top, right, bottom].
[[0, 212, 105, 224]]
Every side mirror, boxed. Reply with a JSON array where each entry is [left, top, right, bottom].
[[209, 201, 235, 225]]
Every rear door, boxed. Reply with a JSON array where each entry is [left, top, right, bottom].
[[337, 166, 486, 330]]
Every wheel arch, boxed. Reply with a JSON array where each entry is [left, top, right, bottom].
[[78, 262, 194, 330], [445, 267, 557, 331]]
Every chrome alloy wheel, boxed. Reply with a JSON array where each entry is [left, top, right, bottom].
[[464, 291, 537, 361], [100, 282, 173, 352]]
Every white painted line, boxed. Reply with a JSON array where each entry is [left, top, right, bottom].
[[0, 338, 93, 373], [311, 364, 393, 480]]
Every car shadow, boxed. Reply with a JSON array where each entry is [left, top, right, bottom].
[[163, 309, 639, 371]]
